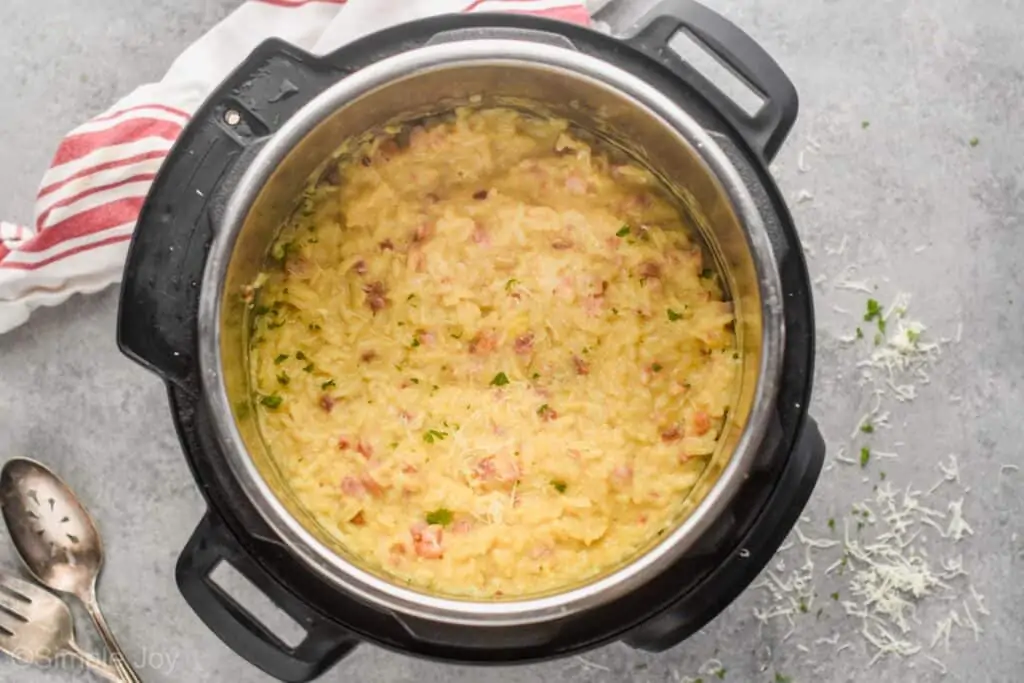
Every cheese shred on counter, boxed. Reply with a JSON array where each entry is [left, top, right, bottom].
[[249, 107, 738, 598]]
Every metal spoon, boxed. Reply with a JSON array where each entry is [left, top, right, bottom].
[[0, 571, 119, 681], [0, 458, 142, 682]]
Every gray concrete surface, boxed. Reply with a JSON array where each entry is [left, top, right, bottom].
[[1, 0, 1022, 681]]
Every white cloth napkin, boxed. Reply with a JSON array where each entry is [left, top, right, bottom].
[[0, 0, 590, 334]]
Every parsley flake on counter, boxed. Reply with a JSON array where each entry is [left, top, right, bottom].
[[260, 394, 283, 409], [861, 120, 870, 129], [969, 136, 980, 147], [856, 326, 864, 339], [831, 591, 840, 601], [864, 298, 883, 322], [667, 308, 684, 322], [425, 508, 453, 526], [775, 675, 793, 683], [860, 421, 874, 433], [860, 446, 871, 468], [274, 354, 289, 364], [423, 429, 448, 444], [714, 668, 727, 680], [490, 372, 510, 387], [616, 225, 630, 237], [551, 479, 568, 493], [828, 517, 836, 531]]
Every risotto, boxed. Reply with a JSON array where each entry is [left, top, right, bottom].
[[248, 107, 738, 598]]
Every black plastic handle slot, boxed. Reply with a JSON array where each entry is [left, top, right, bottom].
[[177, 514, 358, 683], [425, 25, 578, 50], [625, 0, 798, 162]]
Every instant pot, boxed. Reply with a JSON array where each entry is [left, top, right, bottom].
[[117, 2, 824, 681]]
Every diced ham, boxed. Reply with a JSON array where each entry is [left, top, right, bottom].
[[529, 545, 553, 560], [350, 511, 366, 526], [473, 455, 520, 489], [661, 426, 682, 443], [351, 259, 367, 276], [413, 222, 435, 243], [691, 410, 712, 436], [402, 464, 418, 474], [319, 395, 335, 412], [411, 524, 444, 559], [679, 453, 698, 465], [473, 189, 489, 200], [341, 476, 365, 497], [514, 333, 534, 355], [468, 329, 498, 355], [573, 356, 590, 376], [356, 441, 374, 459], [285, 256, 313, 278], [638, 261, 661, 281], [338, 437, 351, 451], [363, 281, 389, 314], [361, 350, 378, 362], [360, 473, 384, 497], [471, 223, 491, 246], [610, 464, 633, 488], [379, 239, 394, 251], [565, 176, 587, 195], [551, 238, 574, 250], [583, 295, 604, 317]]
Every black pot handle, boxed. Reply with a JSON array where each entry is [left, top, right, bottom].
[[176, 513, 358, 682], [624, 0, 798, 162]]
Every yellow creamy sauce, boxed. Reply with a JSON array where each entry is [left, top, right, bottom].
[[250, 107, 737, 598]]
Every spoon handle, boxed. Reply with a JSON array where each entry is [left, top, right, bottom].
[[84, 597, 143, 683], [65, 640, 122, 682]]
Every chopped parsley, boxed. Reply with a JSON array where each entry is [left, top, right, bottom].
[[831, 591, 840, 601], [827, 517, 836, 531], [860, 422, 874, 433], [551, 479, 568, 493], [276, 372, 290, 386], [505, 278, 519, 292], [254, 305, 270, 316], [308, 322, 322, 331], [425, 508, 453, 526], [667, 308, 684, 322], [864, 298, 883, 322], [423, 429, 448, 444], [969, 136, 980, 147], [775, 675, 793, 683], [860, 446, 871, 468], [411, 337, 421, 348], [907, 328, 921, 343], [295, 351, 307, 361], [856, 326, 864, 339], [321, 379, 336, 390], [274, 354, 289, 364], [861, 120, 870, 129], [537, 403, 551, 416], [260, 393, 283, 409], [490, 372, 510, 387], [532, 372, 541, 380], [303, 363, 314, 373], [616, 225, 630, 237], [701, 268, 714, 279], [798, 597, 808, 613], [651, 362, 663, 372], [880, 471, 887, 480], [714, 668, 727, 680]]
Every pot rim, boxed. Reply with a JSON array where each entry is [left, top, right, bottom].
[[198, 38, 784, 626]]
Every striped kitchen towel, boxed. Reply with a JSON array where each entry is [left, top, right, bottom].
[[0, 0, 590, 334]]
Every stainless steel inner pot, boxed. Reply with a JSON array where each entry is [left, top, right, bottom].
[[198, 39, 784, 627]]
